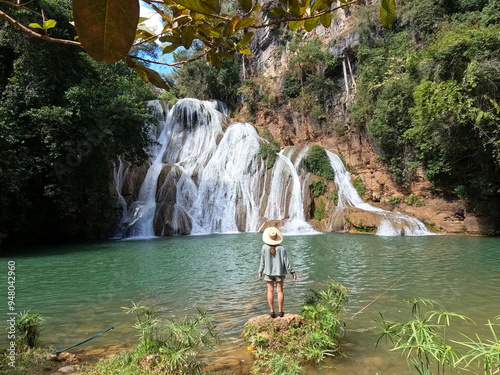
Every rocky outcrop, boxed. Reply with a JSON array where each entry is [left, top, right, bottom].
[[242, 5, 489, 235]]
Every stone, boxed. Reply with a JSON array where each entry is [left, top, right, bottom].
[[245, 313, 305, 330], [54, 365, 76, 374]]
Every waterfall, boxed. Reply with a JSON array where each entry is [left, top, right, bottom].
[[187, 122, 266, 234], [119, 99, 225, 238], [122, 100, 170, 238], [326, 151, 432, 236], [115, 98, 431, 238], [267, 147, 316, 234]]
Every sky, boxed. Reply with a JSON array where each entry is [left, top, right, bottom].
[[139, 2, 174, 75]]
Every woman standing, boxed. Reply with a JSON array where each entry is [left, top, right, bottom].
[[258, 227, 297, 318]]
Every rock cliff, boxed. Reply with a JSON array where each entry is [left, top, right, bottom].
[[238, 4, 487, 235]]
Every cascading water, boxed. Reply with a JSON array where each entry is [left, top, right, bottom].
[[186, 122, 266, 234], [326, 150, 431, 236], [115, 98, 431, 238], [265, 147, 316, 234], [120, 100, 171, 238]]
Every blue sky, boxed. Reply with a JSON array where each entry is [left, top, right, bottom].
[[139, 1, 174, 75]]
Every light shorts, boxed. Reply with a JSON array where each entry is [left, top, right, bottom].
[[264, 274, 286, 282]]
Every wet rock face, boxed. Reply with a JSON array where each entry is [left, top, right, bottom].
[[242, 7, 488, 235]]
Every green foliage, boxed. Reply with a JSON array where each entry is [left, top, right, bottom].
[[352, 176, 366, 197], [0, 3, 157, 244], [82, 303, 220, 375], [281, 36, 337, 129], [406, 193, 425, 206], [355, 222, 376, 233], [171, 51, 240, 107], [314, 197, 327, 221], [389, 196, 402, 205], [377, 298, 500, 375], [16, 310, 46, 348], [244, 280, 348, 375], [455, 320, 500, 375], [1, 0, 392, 90], [327, 191, 338, 205], [376, 299, 472, 375], [302, 145, 334, 180], [0, 347, 57, 375], [311, 179, 327, 198], [282, 72, 301, 99], [302, 281, 349, 335], [351, 8, 500, 221], [259, 130, 281, 169]]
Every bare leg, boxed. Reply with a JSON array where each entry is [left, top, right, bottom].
[[266, 281, 275, 313], [276, 280, 284, 314]]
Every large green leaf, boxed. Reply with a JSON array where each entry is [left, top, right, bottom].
[[235, 17, 255, 31], [380, 0, 396, 29], [268, 7, 287, 18], [236, 31, 254, 49], [288, 20, 304, 31], [175, 0, 220, 15], [238, 0, 253, 13], [125, 57, 170, 90], [304, 16, 319, 32], [319, 12, 332, 27], [73, 0, 139, 64]]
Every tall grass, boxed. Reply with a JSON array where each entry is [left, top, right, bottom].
[[79, 303, 219, 375], [376, 298, 500, 375]]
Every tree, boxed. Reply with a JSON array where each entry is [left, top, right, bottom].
[[0, 1, 157, 243], [0, 0, 397, 89]]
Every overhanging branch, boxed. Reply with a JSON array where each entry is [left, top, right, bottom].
[[0, 9, 81, 46]]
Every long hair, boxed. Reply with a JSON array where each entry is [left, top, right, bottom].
[[269, 245, 276, 257]]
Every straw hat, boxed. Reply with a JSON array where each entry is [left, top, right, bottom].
[[262, 227, 283, 245]]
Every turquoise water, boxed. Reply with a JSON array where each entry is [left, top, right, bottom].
[[1, 233, 499, 374]]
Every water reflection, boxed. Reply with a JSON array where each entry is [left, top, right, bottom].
[[1, 233, 499, 374]]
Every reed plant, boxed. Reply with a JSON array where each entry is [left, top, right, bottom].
[[376, 298, 500, 375], [454, 320, 500, 375], [16, 309, 46, 348], [243, 280, 348, 375], [79, 303, 219, 375]]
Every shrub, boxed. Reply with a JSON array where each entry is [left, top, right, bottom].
[[78, 303, 219, 375], [282, 72, 301, 99], [302, 145, 334, 180], [16, 310, 46, 348], [327, 191, 338, 205], [314, 197, 327, 221], [244, 281, 349, 375], [311, 179, 327, 197], [355, 221, 376, 233], [389, 196, 402, 205], [259, 130, 281, 169], [353, 176, 366, 197]]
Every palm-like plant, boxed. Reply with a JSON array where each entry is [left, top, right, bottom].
[[376, 298, 472, 375], [16, 310, 46, 348], [454, 320, 500, 375]]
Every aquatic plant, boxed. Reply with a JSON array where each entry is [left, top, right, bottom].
[[376, 298, 500, 375], [243, 280, 349, 375], [80, 304, 219, 375], [16, 310, 46, 348]]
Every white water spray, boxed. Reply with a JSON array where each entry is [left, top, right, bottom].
[[326, 151, 431, 236], [115, 99, 431, 237]]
